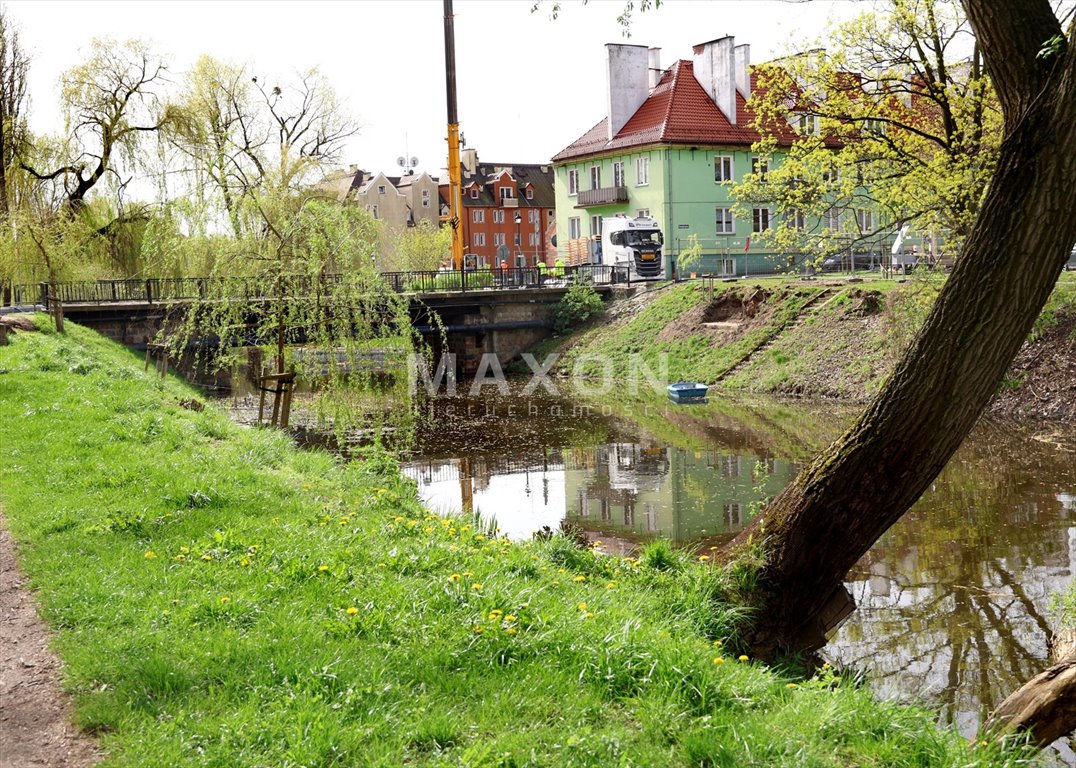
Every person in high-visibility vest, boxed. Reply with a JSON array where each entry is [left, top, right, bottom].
[[554, 258, 564, 278]]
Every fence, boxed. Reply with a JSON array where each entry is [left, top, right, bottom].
[[1, 264, 629, 310]]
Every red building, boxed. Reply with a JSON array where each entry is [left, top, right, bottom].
[[440, 148, 557, 269]]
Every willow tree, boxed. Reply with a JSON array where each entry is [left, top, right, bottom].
[[735, 0, 1001, 266], [724, 0, 1076, 669]]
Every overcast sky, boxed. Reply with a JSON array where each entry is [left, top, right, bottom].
[[7, 0, 865, 179]]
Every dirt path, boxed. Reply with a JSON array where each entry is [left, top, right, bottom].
[[1, 516, 101, 768]]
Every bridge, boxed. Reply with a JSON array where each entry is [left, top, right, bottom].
[[1, 267, 632, 370]]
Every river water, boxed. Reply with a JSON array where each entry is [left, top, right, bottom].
[[393, 382, 1075, 754]]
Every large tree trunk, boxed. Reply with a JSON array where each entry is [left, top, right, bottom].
[[725, 0, 1076, 660]]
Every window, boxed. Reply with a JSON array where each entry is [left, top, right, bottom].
[[825, 207, 840, 231], [493, 210, 505, 224], [568, 169, 579, 195], [752, 207, 771, 233], [514, 232, 521, 246], [569, 217, 581, 240], [613, 161, 625, 187], [589, 165, 601, 190], [500, 187, 514, 200], [856, 209, 873, 232], [473, 233, 485, 247], [822, 167, 840, 183], [796, 114, 819, 136], [529, 232, 539, 246], [714, 155, 734, 183], [716, 207, 735, 234], [470, 187, 479, 199], [493, 232, 506, 246], [751, 157, 768, 182], [472, 210, 485, 224], [637, 208, 650, 218], [422, 199, 430, 208], [367, 204, 379, 219], [526, 187, 534, 199], [422, 189, 430, 198], [590, 215, 602, 237], [527, 209, 537, 224], [635, 156, 649, 186], [789, 209, 806, 230], [377, 184, 386, 194]]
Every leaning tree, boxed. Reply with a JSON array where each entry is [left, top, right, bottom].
[[721, 0, 1076, 670]]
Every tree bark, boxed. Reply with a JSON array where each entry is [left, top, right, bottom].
[[724, 0, 1076, 660], [985, 629, 1076, 748]]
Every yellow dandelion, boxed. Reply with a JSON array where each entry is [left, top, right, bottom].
[[709, 546, 718, 551], [505, 626, 517, 634], [713, 639, 723, 647], [219, 596, 230, 604], [240, 557, 250, 567], [448, 573, 461, 583], [144, 550, 156, 559], [471, 583, 483, 591], [713, 657, 725, 665], [738, 655, 749, 662], [577, 602, 588, 611], [449, 528, 457, 536], [822, 662, 830, 669], [606, 581, 617, 589], [472, 625, 484, 635], [201, 553, 213, 561], [180, 546, 190, 554], [698, 555, 710, 562], [463, 570, 474, 577], [318, 564, 330, 572], [504, 614, 517, 622], [172, 553, 186, 561], [346, 606, 359, 616], [424, 526, 433, 533], [786, 683, 798, 689], [377, 562, 386, 568], [488, 609, 503, 621], [583, 611, 594, 619], [572, 575, 586, 583], [552, 581, 560, 588]]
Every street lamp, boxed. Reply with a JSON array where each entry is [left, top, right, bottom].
[[514, 211, 522, 267]]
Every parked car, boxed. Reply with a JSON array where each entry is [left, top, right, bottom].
[[1066, 247, 1076, 271], [821, 253, 880, 272]]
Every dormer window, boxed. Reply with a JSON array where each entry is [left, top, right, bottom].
[[500, 187, 515, 200], [525, 187, 534, 200], [470, 187, 479, 199]]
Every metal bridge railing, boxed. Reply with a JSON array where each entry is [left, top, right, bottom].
[[1, 265, 629, 310]]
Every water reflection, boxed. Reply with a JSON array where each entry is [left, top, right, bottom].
[[399, 386, 1075, 753]]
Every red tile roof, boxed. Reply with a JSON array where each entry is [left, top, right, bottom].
[[552, 60, 801, 162]]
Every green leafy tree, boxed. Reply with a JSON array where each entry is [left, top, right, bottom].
[[0, 5, 30, 218], [381, 219, 451, 272], [736, 0, 1001, 266]]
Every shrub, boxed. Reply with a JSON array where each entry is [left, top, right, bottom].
[[552, 282, 604, 334]]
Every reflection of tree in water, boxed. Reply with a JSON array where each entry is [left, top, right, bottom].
[[830, 422, 1076, 739]]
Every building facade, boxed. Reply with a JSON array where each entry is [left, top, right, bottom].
[[440, 149, 557, 269], [552, 38, 904, 276]]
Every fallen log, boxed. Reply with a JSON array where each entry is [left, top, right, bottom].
[[984, 628, 1076, 748]]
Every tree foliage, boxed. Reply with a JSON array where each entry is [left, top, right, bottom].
[[0, 5, 30, 218], [736, 0, 1001, 265]]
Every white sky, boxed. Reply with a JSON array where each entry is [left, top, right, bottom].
[[7, 0, 865, 179]]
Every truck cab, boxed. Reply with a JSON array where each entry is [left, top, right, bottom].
[[601, 216, 665, 280]]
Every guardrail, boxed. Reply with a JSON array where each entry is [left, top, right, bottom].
[[0, 264, 631, 310]]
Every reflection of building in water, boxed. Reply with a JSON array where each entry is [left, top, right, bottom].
[[564, 443, 797, 543]]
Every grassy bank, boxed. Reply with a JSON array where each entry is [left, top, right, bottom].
[[0, 319, 1036, 766], [551, 272, 1075, 405]]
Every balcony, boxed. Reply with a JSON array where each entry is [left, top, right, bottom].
[[576, 186, 629, 207]]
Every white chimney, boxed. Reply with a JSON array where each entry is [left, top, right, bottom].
[[734, 43, 751, 100], [461, 148, 477, 176], [648, 47, 662, 90], [606, 43, 650, 140], [692, 36, 737, 125]]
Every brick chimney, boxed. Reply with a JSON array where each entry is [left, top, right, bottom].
[[606, 43, 650, 140], [692, 36, 737, 124]]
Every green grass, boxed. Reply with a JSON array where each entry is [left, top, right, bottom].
[[557, 283, 824, 385], [0, 317, 1038, 766]]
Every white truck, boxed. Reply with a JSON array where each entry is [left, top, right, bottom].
[[600, 216, 665, 280]]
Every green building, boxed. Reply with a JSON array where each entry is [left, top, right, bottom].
[[551, 37, 908, 276]]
